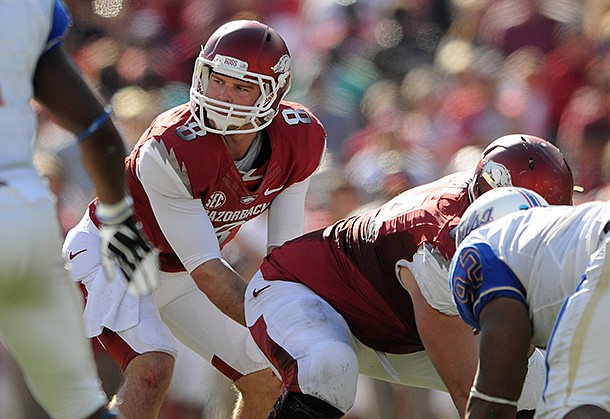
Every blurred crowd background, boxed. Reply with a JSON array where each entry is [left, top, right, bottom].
[[2, 0, 610, 417]]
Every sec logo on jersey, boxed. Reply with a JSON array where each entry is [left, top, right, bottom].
[[205, 191, 226, 209]]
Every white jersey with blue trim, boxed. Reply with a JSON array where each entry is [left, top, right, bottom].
[[0, 0, 70, 199], [450, 201, 610, 347]]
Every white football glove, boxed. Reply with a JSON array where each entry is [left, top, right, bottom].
[[97, 197, 159, 296]]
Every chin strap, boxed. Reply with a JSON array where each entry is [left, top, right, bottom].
[[481, 172, 498, 189]]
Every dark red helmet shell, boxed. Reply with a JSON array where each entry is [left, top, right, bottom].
[[472, 134, 574, 205]]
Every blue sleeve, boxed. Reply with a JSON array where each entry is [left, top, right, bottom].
[[449, 242, 526, 330], [45, 0, 72, 52]]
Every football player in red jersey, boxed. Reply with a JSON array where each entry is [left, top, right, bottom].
[[63, 20, 326, 419], [245, 135, 574, 418]]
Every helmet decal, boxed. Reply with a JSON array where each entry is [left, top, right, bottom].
[[456, 206, 494, 244], [480, 159, 513, 189], [212, 54, 249, 73], [271, 54, 291, 74]]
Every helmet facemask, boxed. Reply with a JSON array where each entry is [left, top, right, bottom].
[[189, 51, 291, 136]]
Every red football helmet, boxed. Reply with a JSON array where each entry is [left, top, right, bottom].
[[189, 20, 292, 135], [470, 134, 574, 205]]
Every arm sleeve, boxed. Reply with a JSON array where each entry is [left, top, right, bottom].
[[46, 0, 71, 52], [136, 140, 221, 273], [266, 177, 311, 249], [266, 130, 325, 250], [449, 241, 526, 330]]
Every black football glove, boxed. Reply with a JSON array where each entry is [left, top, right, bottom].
[[97, 197, 159, 296]]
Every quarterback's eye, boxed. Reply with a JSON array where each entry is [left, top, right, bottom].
[[210, 76, 224, 86]]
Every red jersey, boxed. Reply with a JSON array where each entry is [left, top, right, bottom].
[[260, 171, 472, 353], [91, 101, 326, 272]]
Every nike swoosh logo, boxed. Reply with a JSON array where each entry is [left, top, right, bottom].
[[68, 249, 87, 260], [263, 186, 284, 196], [252, 285, 271, 298]]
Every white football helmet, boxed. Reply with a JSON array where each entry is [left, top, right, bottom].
[[455, 186, 549, 246], [189, 20, 292, 135]]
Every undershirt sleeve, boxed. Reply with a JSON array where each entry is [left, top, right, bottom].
[[263, 129, 326, 250], [266, 177, 311, 249], [136, 140, 221, 273], [46, 0, 71, 52]]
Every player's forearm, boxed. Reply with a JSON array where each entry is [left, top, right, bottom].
[[399, 266, 475, 417], [34, 45, 128, 205], [413, 301, 476, 417], [79, 128, 128, 205], [191, 259, 247, 325], [471, 300, 531, 418]]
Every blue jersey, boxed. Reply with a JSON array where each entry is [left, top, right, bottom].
[[450, 241, 526, 330]]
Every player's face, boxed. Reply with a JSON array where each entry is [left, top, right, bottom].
[[206, 73, 261, 107]]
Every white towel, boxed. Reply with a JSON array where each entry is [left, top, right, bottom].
[[81, 265, 140, 337], [64, 213, 140, 337]]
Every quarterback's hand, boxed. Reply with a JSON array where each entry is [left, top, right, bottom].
[[97, 197, 159, 296]]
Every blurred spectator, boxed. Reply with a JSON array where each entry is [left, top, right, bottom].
[[557, 82, 610, 201], [564, 115, 610, 202], [478, 0, 563, 56], [327, 177, 363, 222], [342, 80, 424, 202], [305, 74, 361, 157], [110, 85, 161, 148], [372, 3, 441, 82], [421, 40, 511, 167], [494, 47, 551, 137], [342, 79, 403, 163], [446, 144, 485, 174], [540, 26, 596, 139]]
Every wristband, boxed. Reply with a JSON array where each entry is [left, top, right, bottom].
[[469, 386, 518, 407], [77, 105, 113, 141], [96, 196, 134, 225]]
